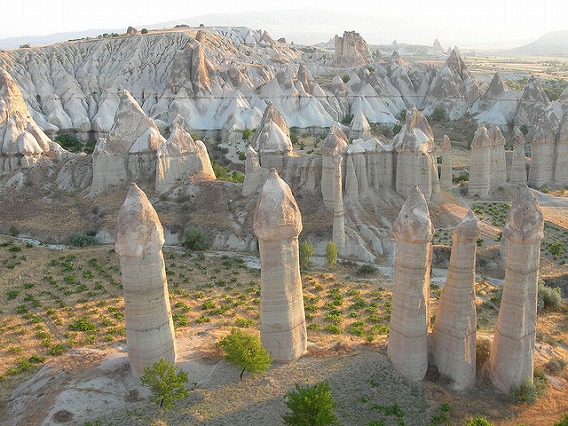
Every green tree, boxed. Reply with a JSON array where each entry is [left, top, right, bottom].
[[464, 417, 494, 426], [242, 128, 253, 142], [299, 240, 313, 270], [325, 241, 338, 269], [431, 107, 447, 122], [182, 227, 209, 251], [218, 329, 272, 380], [282, 382, 338, 426], [140, 358, 189, 410]]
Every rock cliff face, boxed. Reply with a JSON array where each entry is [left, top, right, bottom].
[[431, 211, 479, 390], [333, 31, 372, 67], [0, 69, 62, 171], [115, 183, 177, 376], [253, 170, 307, 362], [490, 186, 544, 393], [388, 187, 434, 381]]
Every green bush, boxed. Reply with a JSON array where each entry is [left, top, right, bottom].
[[464, 417, 494, 426], [538, 282, 563, 311], [554, 413, 568, 426], [356, 264, 377, 276], [299, 240, 313, 270], [141, 28, 148, 34], [55, 134, 83, 153], [212, 160, 245, 183], [549, 242, 564, 259], [218, 329, 272, 380], [325, 241, 338, 269], [140, 358, 189, 410], [242, 128, 253, 142], [282, 382, 337, 426], [431, 107, 448, 122], [70, 233, 98, 247], [182, 227, 209, 251], [392, 123, 403, 135]]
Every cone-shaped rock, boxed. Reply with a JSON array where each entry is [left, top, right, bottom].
[[388, 186, 434, 381], [432, 211, 479, 390], [490, 186, 544, 393], [115, 183, 176, 376], [253, 170, 307, 362]]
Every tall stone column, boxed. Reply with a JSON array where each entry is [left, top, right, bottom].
[[431, 211, 479, 390], [469, 125, 492, 197], [555, 112, 568, 186], [253, 170, 307, 362], [115, 183, 177, 377], [388, 186, 434, 381], [489, 125, 508, 187], [439, 135, 453, 190], [490, 186, 544, 394], [332, 153, 346, 249], [528, 111, 556, 189], [509, 128, 528, 185]]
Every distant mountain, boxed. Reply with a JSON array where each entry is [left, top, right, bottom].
[[0, 29, 110, 50], [505, 31, 568, 56]]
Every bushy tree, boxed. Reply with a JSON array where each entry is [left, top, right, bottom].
[[299, 240, 313, 270], [140, 358, 189, 410], [282, 382, 337, 426], [182, 227, 209, 251], [218, 329, 272, 380], [242, 128, 253, 142], [325, 241, 338, 269], [431, 107, 448, 122], [464, 417, 494, 426]]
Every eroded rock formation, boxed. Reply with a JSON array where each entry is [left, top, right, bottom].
[[468, 124, 492, 197], [490, 186, 544, 394], [431, 211, 479, 390], [439, 135, 452, 190], [509, 128, 528, 185], [252, 103, 295, 172], [527, 111, 556, 189], [333, 31, 372, 67], [115, 183, 177, 376], [253, 170, 307, 362], [388, 186, 434, 381], [321, 125, 348, 208]]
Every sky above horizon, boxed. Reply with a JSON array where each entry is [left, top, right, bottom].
[[1, 0, 567, 48]]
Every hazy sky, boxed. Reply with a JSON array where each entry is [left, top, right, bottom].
[[1, 0, 567, 48]]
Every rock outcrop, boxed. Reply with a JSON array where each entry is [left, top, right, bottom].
[[0, 69, 57, 171], [509, 128, 528, 185], [333, 31, 372, 67], [431, 211, 479, 390], [527, 110, 556, 189], [252, 103, 295, 172], [472, 73, 519, 128], [388, 186, 434, 381], [490, 186, 544, 393], [393, 107, 439, 199], [115, 183, 177, 376], [554, 111, 568, 186], [488, 124, 508, 187], [515, 76, 550, 127], [242, 145, 270, 197], [321, 125, 348, 208], [155, 116, 215, 192], [91, 90, 166, 193], [349, 109, 372, 140], [253, 170, 307, 362], [439, 135, 452, 190], [468, 125, 492, 197]]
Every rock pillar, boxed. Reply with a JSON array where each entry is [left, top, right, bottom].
[[431, 211, 479, 390], [253, 170, 307, 362], [439, 135, 452, 190], [489, 125, 508, 187], [388, 186, 434, 381], [555, 112, 568, 186], [490, 186, 544, 393], [115, 183, 176, 376], [528, 111, 556, 189], [509, 128, 528, 185], [469, 125, 492, 197], [332, 153, 345, 249]]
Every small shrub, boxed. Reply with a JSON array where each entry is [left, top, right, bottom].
[[431, 107, 447, 122], [464, 417, 494, 426], [70, 233, 98, 247], [218, 329, 272, 380], [356, 264, 377, 276], [341, 113, 354, 126], [9, 225, 18, 237], [140, 358, 189, 410], [299, 240, 313, 270], [538, 282, 563, 312], [242, 128, 253, 142], [237, 151, 247, 161], [554, 413, 568, 426], [549, 242, 564, 259], [282, 382, 337, 426], [182, 227, 209, 251], [341, 74, 350, 83], [392, 123, 403, 135], [325, 241, 338, 269], [55, 134, 83, 152], [141, 28, 148, 34]]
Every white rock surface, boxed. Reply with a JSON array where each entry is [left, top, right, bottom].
[[388, 186, 434, 381], [469, 125, 492, 197], [431, 211, 479, 390], [253, 170, 307, 362], [528, 110, 556, 189], [509, 128, 528, 185], [115, 183, 177, 377], [490, 186, 544, 393]]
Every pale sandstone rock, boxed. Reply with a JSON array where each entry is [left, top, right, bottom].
[[242, 145, 270, 197], [393, 107, 438, 199], [349, 109, 371, 140], [490, 186, 544, 393], [509, 128, 528, 185], [333, 31, 372, 67], [155, 117, 215, 192], [388, 186, 434, 381], [528, 111, 556, 189], [555, 111, 568, 186], [331, 153, 346, 249], [253, 170, 307, 362], [488, 125, 508, 187], [432, 211, 479, 390], [439, 135, 452, 190], [469, 125, 492, 197], [515, 76, 550, 127], [252, 103, 295, 172], [321, 125, 348, 208], [115, 183, 177, 377]]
